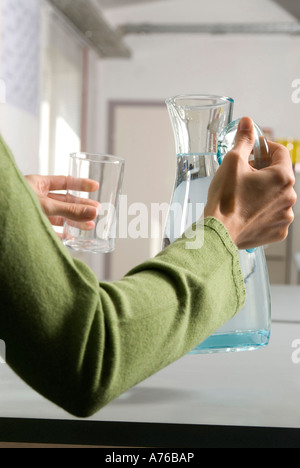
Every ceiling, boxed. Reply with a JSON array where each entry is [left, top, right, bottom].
[[49, 0, 300, 58], [98, 0, 300, 19], [97, 0, 171, 9], [272, 0, 300, 20]]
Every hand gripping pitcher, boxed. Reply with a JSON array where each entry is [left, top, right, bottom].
[[163, 95, 271, 353]]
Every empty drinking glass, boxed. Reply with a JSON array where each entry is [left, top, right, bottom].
[[62, 152, 125, 254]]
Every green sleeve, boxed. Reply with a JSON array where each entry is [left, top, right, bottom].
[[0, 136, 245, 417]]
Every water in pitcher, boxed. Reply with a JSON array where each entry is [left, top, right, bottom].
[[163, 152, 217, 248], [191, 247, 271, 353]]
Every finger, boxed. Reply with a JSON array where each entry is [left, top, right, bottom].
[[46, 175, 99, 193], [46, 198, 99, 221], [231, 117, 256, 159], [48, 192, 100, 209], [67, 176, 99, 193], [48, 216, 65, 226], [48, 216, 96, 231], [264, 141, 295, 187], [267, 140, 293, 168]]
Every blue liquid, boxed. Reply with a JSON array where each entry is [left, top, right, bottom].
[[190, 330, 270, 354]]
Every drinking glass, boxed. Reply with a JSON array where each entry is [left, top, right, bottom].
[[62, 152, 125, 253]]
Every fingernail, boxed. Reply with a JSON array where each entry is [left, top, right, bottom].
[[84, 206, 97, 219], [238, 117, 253, 131], [85, 221, 95, 231]]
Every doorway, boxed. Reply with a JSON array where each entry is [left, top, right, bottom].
[[106, 101, 175, 280]]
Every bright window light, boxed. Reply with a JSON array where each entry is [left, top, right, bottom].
[[55, 116, 81, 176]]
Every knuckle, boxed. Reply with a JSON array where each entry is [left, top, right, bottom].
[[276, 143, 291, 160], [73, 204, 83, 216], [286, 172, 296, 187], [272, 168, 295, 188], [234, 134, 255, 153], [238, 132, 253, 145], [287, 208, 295, 224], [283, 188, 297, 208], [281, 208, 295, 228], [275, 222, 291, 242], [294, 190, 298, 205], [225, 149, 241, 166], [273, 169, 286, 185], [272, 209, 295, 243], [37, 178, 49, 195], [67, 203, 79, 218], [290, 190, 297, 207], [278, 228, 289, 242], [42, 197, 53, 216]]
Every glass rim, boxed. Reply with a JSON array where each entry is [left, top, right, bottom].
[[165, 94, 234, 109], [70, 152, 125, 164]]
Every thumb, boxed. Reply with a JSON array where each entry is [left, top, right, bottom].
[[232, 117, 255, 160]]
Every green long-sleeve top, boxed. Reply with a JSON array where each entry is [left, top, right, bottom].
[[0, 135, 246, 417]]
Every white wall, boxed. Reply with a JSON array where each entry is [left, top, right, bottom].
[[39, 3, 83, 176], [0, 0, 107, 281], [0, 0, 41, 174], [0, 105, 40, 174]]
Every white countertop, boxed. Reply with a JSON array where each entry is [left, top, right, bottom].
[[0, 285, 300, 429]]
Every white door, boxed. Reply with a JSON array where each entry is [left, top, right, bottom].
[[106, 102, 176, 281]]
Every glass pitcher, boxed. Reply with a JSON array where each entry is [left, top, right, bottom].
[[163, 95, 271, 354]]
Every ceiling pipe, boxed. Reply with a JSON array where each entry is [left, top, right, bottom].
[[119, 22, 300, 36]]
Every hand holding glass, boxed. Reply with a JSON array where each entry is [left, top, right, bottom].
[[62, 152, 125, 253]]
